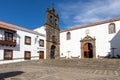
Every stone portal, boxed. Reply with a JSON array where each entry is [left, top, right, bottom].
[[80, 35, 96, 58]]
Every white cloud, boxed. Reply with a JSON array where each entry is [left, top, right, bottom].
[[58, 0, 120, 29]]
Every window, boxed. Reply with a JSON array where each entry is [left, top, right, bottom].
[[24, 51, 31, 60], [4, 49, 13, 60], [39, 39, 44, 47], [50, 15, 53, 24], [5, 32, 13, 41], [67, 32, 71, 40], [109, 23, 116, 34], [50, 15, 52, 18], [55, 19, 58, 27], [25, 36, 31, 45]]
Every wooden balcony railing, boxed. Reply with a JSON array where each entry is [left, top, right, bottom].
[[0, 37, 16, 47]]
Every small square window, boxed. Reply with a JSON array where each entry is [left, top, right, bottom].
[[4, 49, 13, 60], [25, 36, 31, 45], [24, 51, 31, 60], [39, 39, 44, 47]]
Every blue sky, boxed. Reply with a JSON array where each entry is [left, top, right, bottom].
[[0, 0, 120, 30]]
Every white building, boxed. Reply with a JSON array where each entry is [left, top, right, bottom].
[[0, 8, 60, 64], [60, 18, 120, 59], [1, 7, 120, 64], [0, 22, 46, 64]]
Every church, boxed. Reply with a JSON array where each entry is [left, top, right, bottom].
[[0, 7, 120, 64], [28, 8, 120, 59], [60, 17, 120, 59], [41, 8, 120, 59]]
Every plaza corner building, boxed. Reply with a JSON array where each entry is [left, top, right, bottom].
[[1, 8, 120, 64], [0, 21, 46, 64]]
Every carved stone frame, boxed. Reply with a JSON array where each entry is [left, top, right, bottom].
[[80, 35, 96, 59]]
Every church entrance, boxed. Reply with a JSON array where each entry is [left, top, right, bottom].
[[83, 43, 93, 58], [80, 35, 96, 59], [50, 45, 56, 59]]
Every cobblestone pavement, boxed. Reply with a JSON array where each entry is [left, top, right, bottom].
[[0, 65, 120, 80]]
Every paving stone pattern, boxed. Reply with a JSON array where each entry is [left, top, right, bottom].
[[0, 59, 120, 80]]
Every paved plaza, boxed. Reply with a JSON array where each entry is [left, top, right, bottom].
[[0, 60, 120, 80]]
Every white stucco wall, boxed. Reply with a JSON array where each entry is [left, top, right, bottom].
[[0, 26, 46, 64], [60, 21, 120, 58], [34, 26, 46, 35], [34, 26, 46, 59]]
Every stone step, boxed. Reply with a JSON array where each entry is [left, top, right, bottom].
[[37, 59, 120, 70], [0, 59, 119, 71]]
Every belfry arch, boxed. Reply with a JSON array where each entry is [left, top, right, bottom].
[[80, 35, 96, 58]]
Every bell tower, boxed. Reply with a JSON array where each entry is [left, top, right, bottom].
[[45, 7, 60, 59]]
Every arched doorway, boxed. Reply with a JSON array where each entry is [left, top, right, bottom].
[[50, 45, 56, 59], [83, 43, 93, 58], [80, 35, 96, 59]]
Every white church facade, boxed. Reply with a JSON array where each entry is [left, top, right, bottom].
[[0, 8, 120, 64], [60, 18, 120, 59]]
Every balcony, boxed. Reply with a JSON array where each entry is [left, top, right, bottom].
[[0, 37, 16, 47]]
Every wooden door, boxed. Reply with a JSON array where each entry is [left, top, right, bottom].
[[83, 43, 89, 52], [40, 51, 44, 59], [83, 43, 93, 58]]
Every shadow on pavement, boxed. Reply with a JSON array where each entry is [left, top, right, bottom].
[[0, 71, 24, 80]]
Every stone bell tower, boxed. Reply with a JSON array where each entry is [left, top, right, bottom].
[[45, 7, 60, 59]]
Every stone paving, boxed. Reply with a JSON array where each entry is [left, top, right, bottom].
[[0, 60, 120, 80], [0, 66, 119, 80]]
